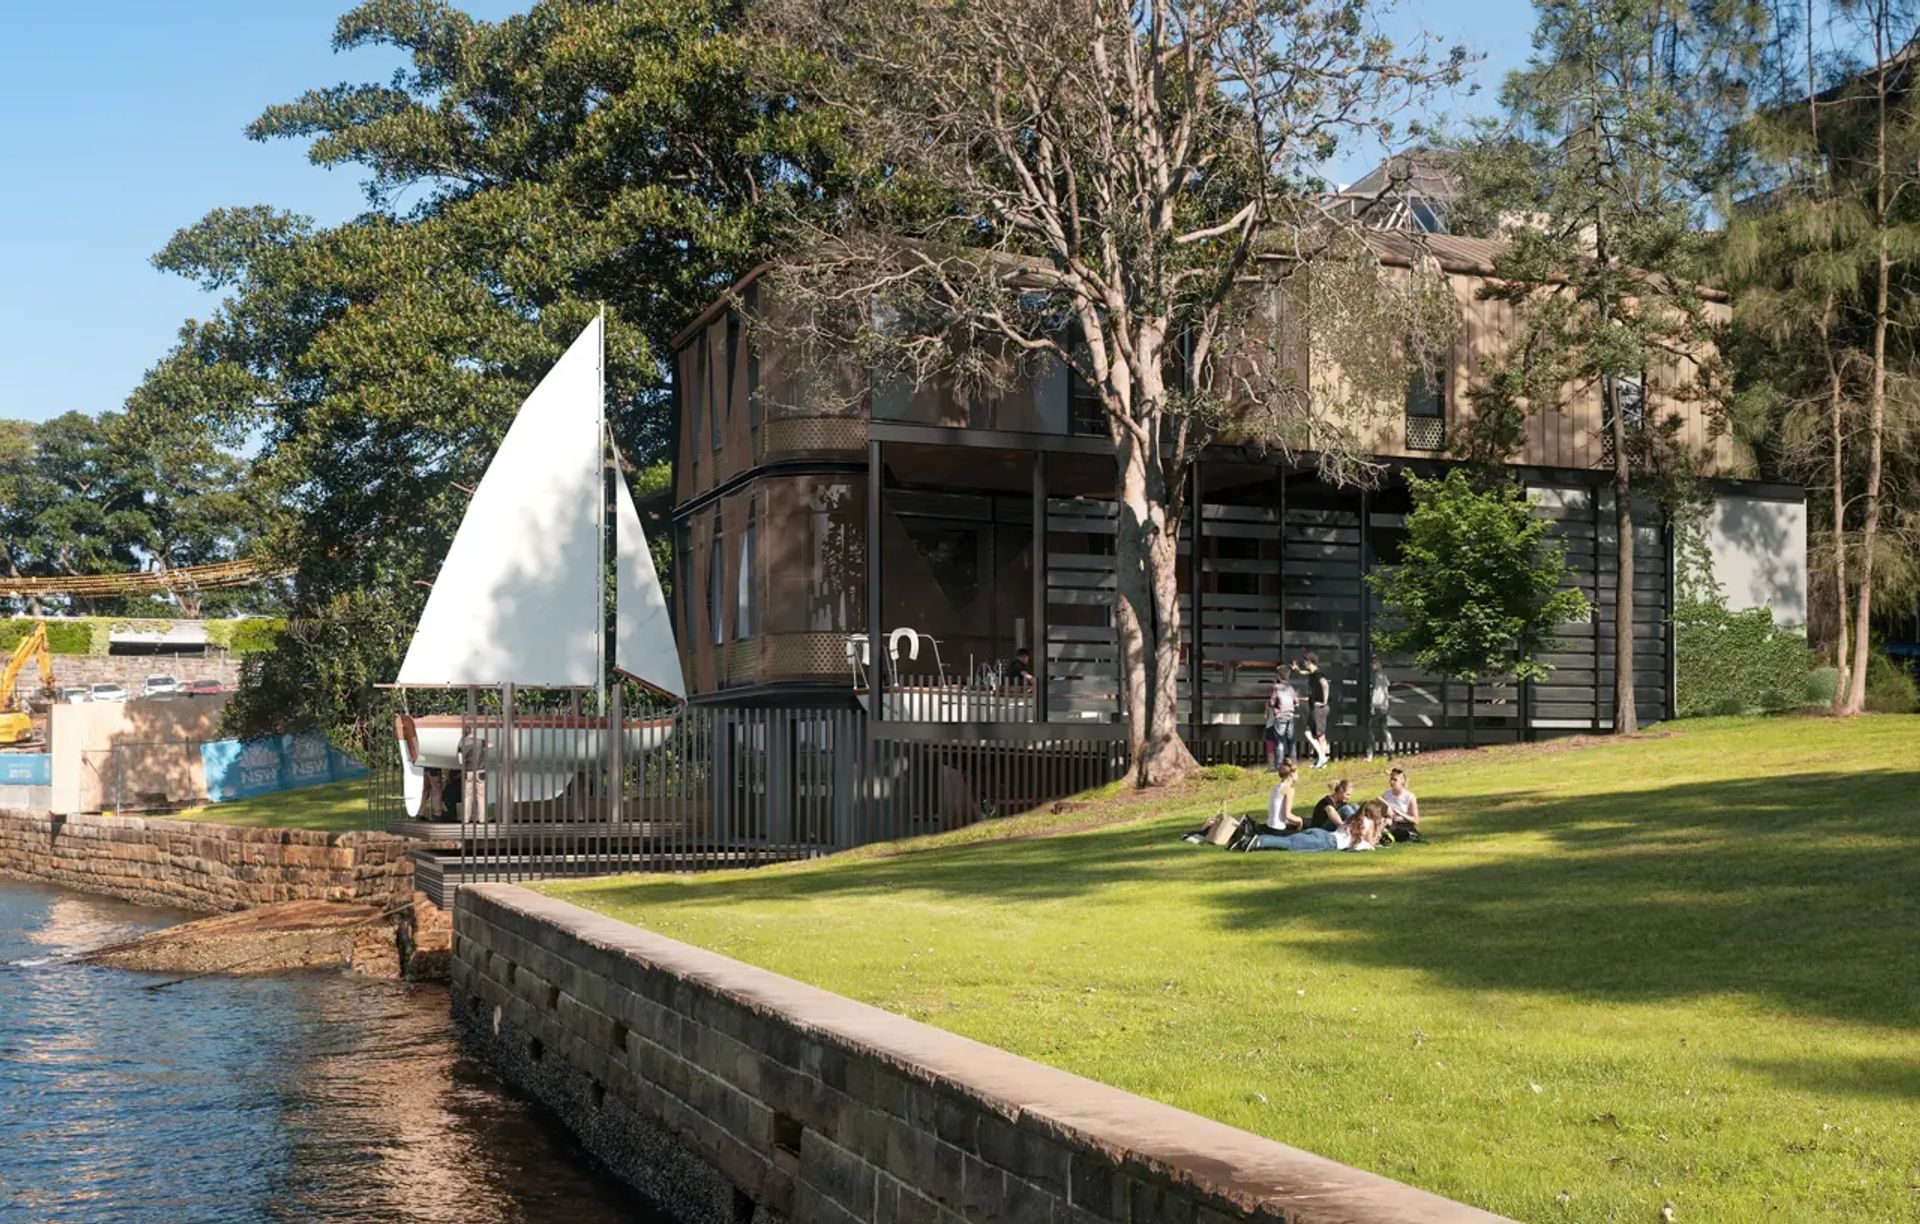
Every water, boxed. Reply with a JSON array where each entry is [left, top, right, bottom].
[[0, 879, 667, 1223]]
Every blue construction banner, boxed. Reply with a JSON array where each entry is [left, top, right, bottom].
[[201, 734, 366, 804], [0, 754, 51, 787]]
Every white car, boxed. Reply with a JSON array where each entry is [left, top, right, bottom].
[[59, 687, 90, 704], [88, 683, 129, 703], [142, 675, 180, 698]]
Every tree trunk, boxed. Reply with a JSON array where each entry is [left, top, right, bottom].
[[1827, 342, 1851, 710], [1609, 379, 1637, 735], [1113, 427, 1195, 787], [1113, 433, 1154, 764], [1845, 26, 1892, 716]]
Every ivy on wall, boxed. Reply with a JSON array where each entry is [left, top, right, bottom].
[[0, 617, 286, 657]]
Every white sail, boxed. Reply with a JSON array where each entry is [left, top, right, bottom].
[[397, 317, 605, 687], [614, 468, 686, 698]]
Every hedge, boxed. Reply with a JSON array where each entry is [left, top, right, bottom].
[[0, 617, 285, 657], [1674, 598, 1818, 718]]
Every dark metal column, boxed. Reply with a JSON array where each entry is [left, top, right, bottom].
[[1188, 459, 1205, 733], [1663, 506, 1678, 722], [1358, 484, 1372, 756], [1592, 488, 1604, 734], [866, 437, 884, 720], [1032, 451, 1049, 723]]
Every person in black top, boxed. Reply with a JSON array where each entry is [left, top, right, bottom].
[[1297, 652, 1333, 767], [1005, 647, 1034, 689], [1308, 777, 1359, 831]]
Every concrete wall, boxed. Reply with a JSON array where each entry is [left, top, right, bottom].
[[1705, 492, 1808, 625], [453, 884, 1510, 1224], [0, 808, 412, 912]]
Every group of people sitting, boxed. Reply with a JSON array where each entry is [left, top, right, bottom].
[[1189, 766, 1423, 854]]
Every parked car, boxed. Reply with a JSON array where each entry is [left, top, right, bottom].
[[59, 687, 90, 704], [141, 675, 180, 698], [185, 679, 224, 697], [88, 682, 129, 703]]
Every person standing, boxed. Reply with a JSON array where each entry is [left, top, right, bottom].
[[1264, 665, 1297, 770], [1298, 652, 1332, 767], [1367, 658, 1395, 761]]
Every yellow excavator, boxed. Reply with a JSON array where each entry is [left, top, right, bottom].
[[1, 621, 55, 746]]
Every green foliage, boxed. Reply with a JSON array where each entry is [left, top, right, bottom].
[[1864, 652, 1918, 714], [1369, 471, 1591, 684], [135, 0, 842, 749], [1195, 764, 1248, 783], [204, 617, 287, 656], [0, 412, 261, 619], [0, 620, 91, 654], [1674, 598, 1817, 717]]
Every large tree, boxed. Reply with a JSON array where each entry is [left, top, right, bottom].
[[752, 0, 1464, 784], [1458, 0, 1748, 734], [1723, 0, 1920, 712], [139, 0, 840, 750]]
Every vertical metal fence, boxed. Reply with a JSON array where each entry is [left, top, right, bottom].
[[376, 684, 1440, 903]]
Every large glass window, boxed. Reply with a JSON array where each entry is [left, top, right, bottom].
[[763, 477, 868, 635], [1406, 369, 1444, 417], [675, 521, 693, 637], [735, 506, 757, 639]]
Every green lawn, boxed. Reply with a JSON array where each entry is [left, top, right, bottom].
[[172, 778, 369, 834], [547, 715, 1920, 1224]]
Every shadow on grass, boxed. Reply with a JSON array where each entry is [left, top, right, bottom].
[[590, 766, 1920, 1034]]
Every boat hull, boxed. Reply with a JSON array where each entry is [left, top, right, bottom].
[[397, 716, 673, 815]]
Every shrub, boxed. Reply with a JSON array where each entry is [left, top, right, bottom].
[[1805, 666, 1840, 707], [0, 619, 93, 654], [1674, 599, 1816, 718], [1197, 764, 1249, 782], [1864, 652, 1919, 714], [224, 618, 287, 656]]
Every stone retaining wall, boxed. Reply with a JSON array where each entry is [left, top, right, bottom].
[[453, 884, 1511, 1224], [0, 807, 413, 913], [7, 653, 241, 709]]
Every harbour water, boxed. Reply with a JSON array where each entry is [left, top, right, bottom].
[[0, 878, 664, 1223]]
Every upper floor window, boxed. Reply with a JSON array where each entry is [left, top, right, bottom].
[[735, 506, 757, 639], [1602, 373, 1645, 465], [686, 346, 703, 476], [1068, 342, 1106, 437], [1404, 368, 1445, 452]]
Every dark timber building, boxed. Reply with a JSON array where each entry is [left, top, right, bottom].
[[667, 232, 1806, 758]]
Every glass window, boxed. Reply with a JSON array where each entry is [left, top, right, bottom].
[[708, 535, 725, 646], [675, 522, 693, 637], [1406, 369, 1444, 418], [735, 508, 757, 639], [725, 315, 741, 428], [684, 347, 701, 476], [1068, 366, 1105, 436]]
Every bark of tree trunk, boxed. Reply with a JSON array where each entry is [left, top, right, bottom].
[[1608, 378, 1637, 735], [1827, 346, 1851, 710], [1114, 427, 1196, 786], [1845, 35, 1892, 716]]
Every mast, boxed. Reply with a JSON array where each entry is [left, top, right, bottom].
[[596, 306, 609, 716]]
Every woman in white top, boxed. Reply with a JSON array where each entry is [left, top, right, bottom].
[[1380, 767, 1420, 840], [1265, 761, 1302, 832]]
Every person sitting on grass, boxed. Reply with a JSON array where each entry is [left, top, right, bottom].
[[1379, 767, 1422, 842], [1307, 777, 1358, 832], [1265, 761, 1302, 832], [1232, 800, 1386, 853]]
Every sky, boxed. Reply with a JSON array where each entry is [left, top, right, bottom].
[[0, 0, 1535, 426]]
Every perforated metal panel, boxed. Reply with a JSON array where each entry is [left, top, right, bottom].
[[762, 632, 856, 680], [1404, 415, 1446, 452], [761, 416, 868, 457]]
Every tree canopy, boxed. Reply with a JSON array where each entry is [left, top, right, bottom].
[[138, 0, 843, 749]]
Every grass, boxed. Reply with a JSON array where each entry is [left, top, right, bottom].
[[170, 778, 369, 834], [545, 715, 1920, 1223]]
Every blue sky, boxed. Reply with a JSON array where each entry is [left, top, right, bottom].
[[0, 0, 1533, 425]]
